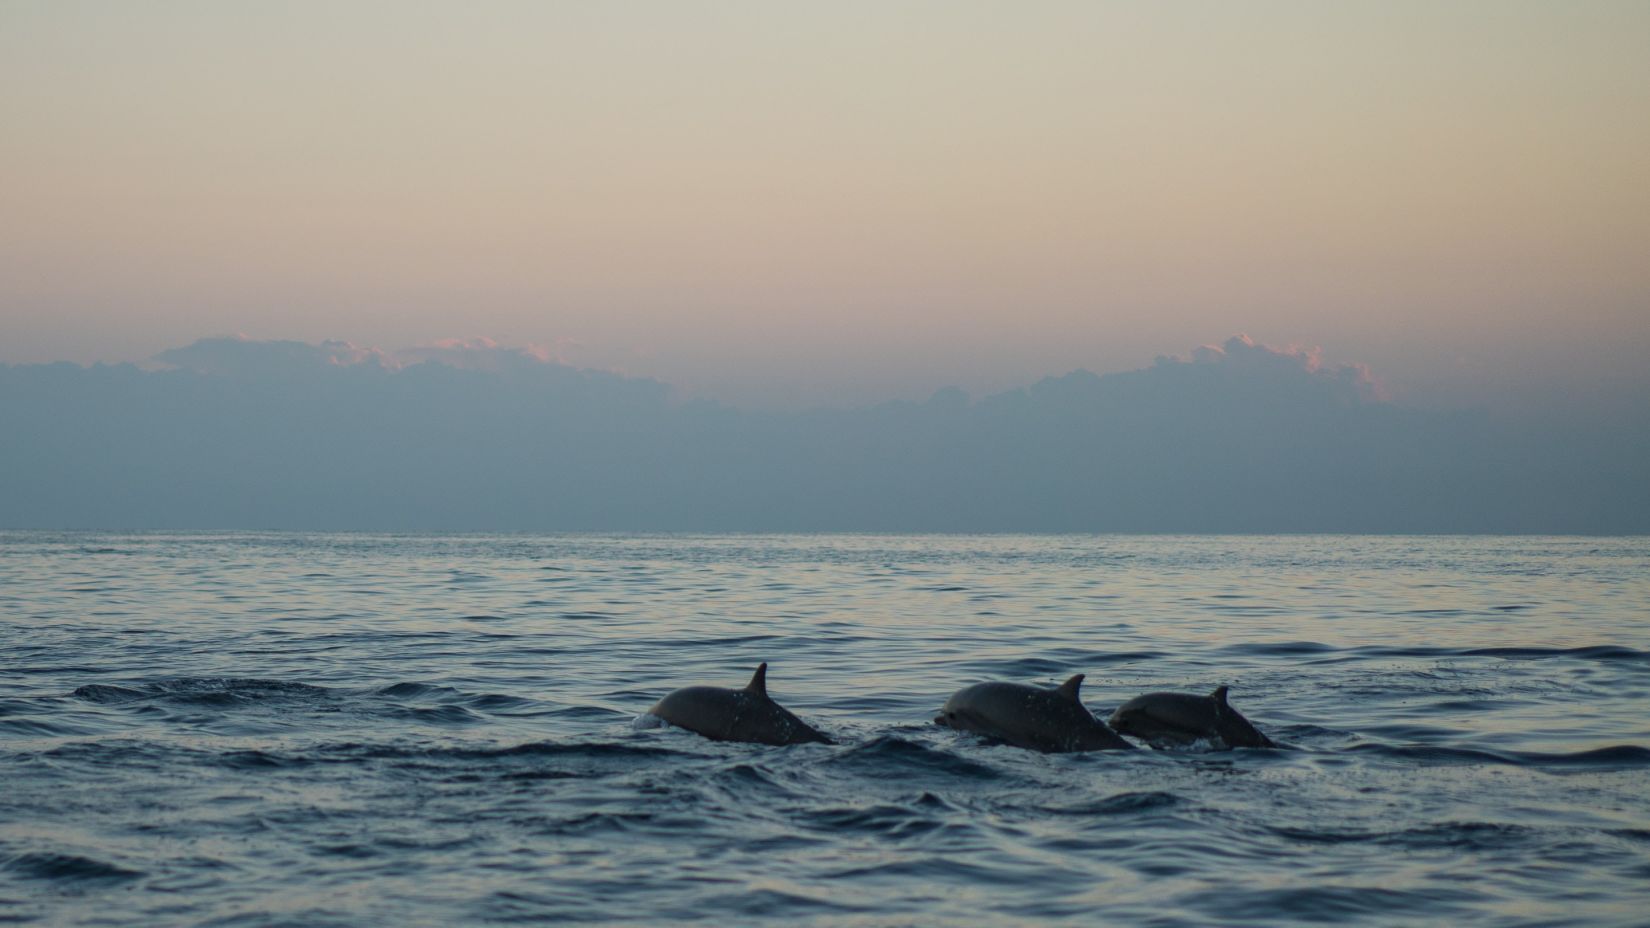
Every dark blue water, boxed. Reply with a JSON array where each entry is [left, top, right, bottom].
[[2, 533, 1648, 926]]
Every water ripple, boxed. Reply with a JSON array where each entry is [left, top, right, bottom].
[[0, 532, 1646, 926]]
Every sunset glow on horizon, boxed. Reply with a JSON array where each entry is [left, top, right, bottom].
[[3, 1, 1647, 410], [5, 13, 1650, 915]]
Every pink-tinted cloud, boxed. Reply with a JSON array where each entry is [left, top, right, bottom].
[[393, 337, 574, 373], [1169, 334, 1384, 401]]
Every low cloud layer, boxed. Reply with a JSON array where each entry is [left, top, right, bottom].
[[154, 336, 395, 376], [2, 336, 1644, 532], [1178, 334, 1383, 402], [155, 334, 574, 377]]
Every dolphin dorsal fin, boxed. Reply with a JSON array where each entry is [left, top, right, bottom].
[[1210, 685, 1230, 705], [745, 663, 769, 696], [1056, 674, 1085, 702]]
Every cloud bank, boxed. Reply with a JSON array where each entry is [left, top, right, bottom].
[[154, 334, 573, 376], [2, 335, 1644, 532]]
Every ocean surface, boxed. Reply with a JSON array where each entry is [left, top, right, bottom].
[[2, 533, 1648, 927]]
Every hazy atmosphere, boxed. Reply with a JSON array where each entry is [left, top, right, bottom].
[[4, 332, 1647, 531], [4, 2, 1648, 414], [5, 2, 1649, 533], [5, 6, 1650, 927]]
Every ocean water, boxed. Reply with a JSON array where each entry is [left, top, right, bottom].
[[1, 533, 1648, 927]]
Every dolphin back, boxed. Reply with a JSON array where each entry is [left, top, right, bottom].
[[647, 664, 832, 746], [1108, 686, 1275, 749], [936, 677, 1133, 752]]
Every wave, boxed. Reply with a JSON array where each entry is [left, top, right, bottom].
[[68, 677, 547, 720], [72, 678, 332, 706], [0, 717, 96, 737], [1324, 644, 1649, 663], [1267, 821, 1540, 851], [1459, 645, 1650, 662], [825, 735, 1006, 780], [32, 738, 704, 774], [294, 739, 699, 765], [2, 852, 143, 883], [1220, 641, 1339, 656], [802, 793, 959, 837], [1188, 884, 1485, 923], [1037, 791, 1181, 816], [374, 681, 461, 699], [1346, 743, 1650, 768]]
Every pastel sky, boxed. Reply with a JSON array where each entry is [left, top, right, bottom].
[[3, 1, 1647, 410]]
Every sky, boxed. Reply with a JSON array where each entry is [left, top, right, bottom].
[[2, 1, 1648, 411]]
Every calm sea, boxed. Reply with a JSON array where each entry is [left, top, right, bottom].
[[2, 533, 1647, 926]]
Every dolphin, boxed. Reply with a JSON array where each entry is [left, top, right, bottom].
[[934, 674, 1134, 752], [645, 663, 833, 746], [1107, 686, 1276, 749]]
